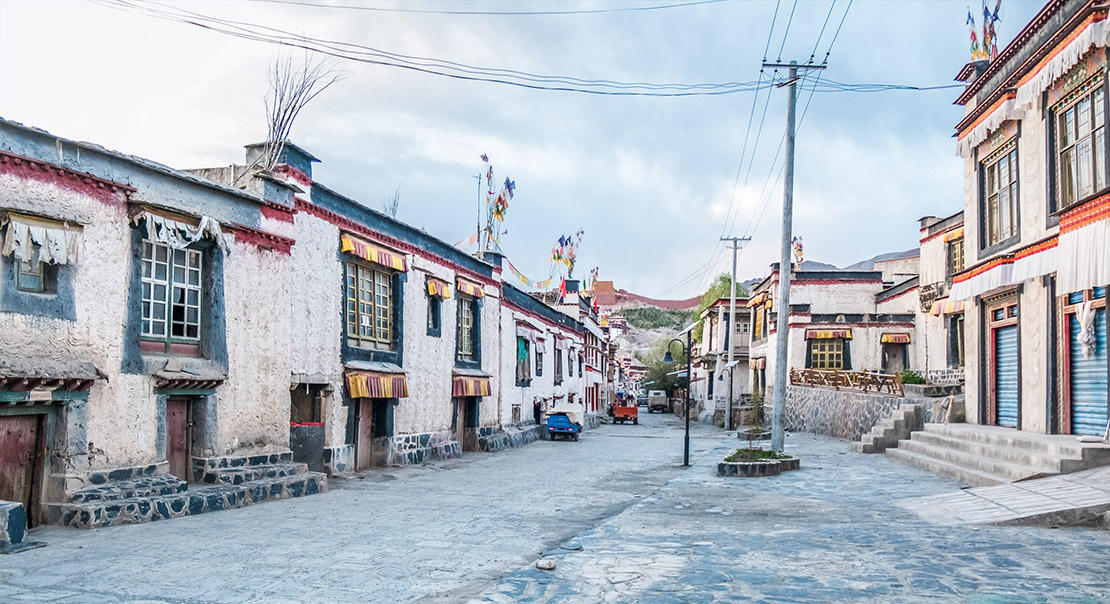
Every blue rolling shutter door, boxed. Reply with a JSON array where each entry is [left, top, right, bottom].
[[995, 326, 1020, 428], [1070, 309, 1108, 436]]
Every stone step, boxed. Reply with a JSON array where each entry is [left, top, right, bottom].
[[884, 447, 1009, 487], [897, 439, 1054, 483], [909, 431, 1078, 473], [197, 462, 308, 486], [68, 475, 187, 503], [46, 471, 327, 529], [923, 424, 1110, 461]]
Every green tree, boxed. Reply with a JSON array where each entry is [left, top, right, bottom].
[[636, 337, 689, 396], [691, 273, 750, 342]]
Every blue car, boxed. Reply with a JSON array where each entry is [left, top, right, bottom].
[[546, 413, 580, 441]]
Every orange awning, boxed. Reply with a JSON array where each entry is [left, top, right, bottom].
[[456, 277, 485, 298], [346, 371, 409, 398], [341, 233, 409, 272], [880, 333, 911, 344], [452, 375, 491, 397], [943, 226, 965, 242], [426, 277, 452, 299]]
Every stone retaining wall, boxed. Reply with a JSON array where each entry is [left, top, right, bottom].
[[785, 385, 936, 442], [390, 430, 462, 465], [924, 368, 965, 387]]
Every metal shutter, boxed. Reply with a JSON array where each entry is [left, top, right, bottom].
[[1070, 309, 1108, 436], [995, 325, 1020, 428]]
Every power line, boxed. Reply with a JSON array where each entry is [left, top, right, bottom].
[[251, 0, 734, 16], [775, 0, 799, 61]]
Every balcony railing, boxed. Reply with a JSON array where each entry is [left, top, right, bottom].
[[789, 369, 904, 397]]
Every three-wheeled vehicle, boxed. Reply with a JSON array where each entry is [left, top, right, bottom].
[[547, 413, 580, 441], [613, 399, 639, 424]]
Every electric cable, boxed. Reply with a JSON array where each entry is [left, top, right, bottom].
[[251, 0, 734, 16]]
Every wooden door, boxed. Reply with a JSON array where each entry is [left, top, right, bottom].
[[0, 414, 42, 526], [356, 399, 374, 470], [166, 399, 191, 481]]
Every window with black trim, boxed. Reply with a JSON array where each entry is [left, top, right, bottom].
[[809, 339, 845, 370], [346, 261, 393, 349], [554, 348, 564, 385], [946, 238, 965, 277], [948, 315, 965, 368], [427, 295, 441, 337], [456, 295, 477, 362], [141, 240, 204, 353], [516, 336, 531, 386], [982, 143, 1018, 248], [536, 349, 543, 376], [1055, 82, 1106, 211]]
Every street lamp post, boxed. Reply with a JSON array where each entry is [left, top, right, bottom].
[[663, 326, 694, 467]]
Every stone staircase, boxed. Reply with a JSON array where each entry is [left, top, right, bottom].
[[852, 404, 924, 454], [46, 452, 326, 529], [886, 423, 1110, 487]]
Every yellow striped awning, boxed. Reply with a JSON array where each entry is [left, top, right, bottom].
[[341, 233, 409, 272], [452, 375, 491, 397], [880, 333, 911, 344], [746, 292, 768, 307], [456, 277, 485, 298], [426, 277, 452, 299], [929, 299, 966, 317], [346, 371, 409, 398], [943, 226, 965, 242], [805, 329, 852, 340]]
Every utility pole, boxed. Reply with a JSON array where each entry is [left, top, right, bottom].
[[473, 174, 483, 258], [763, 60, 824, 453], [720, 235, 750, 432]]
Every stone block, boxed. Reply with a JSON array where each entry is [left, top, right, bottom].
[[0, 500, 27, 550]]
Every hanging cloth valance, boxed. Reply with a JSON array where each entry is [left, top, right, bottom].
[[943, 227, 965, 243], [346, 370, 409, 398], [880, 333, 911, 344], [426, 277, 452, 299], [515, 323, 536, 341], [751, 357, 767, 370], [805, 329, 852, 340], [554, 337, 569, 351], [1, 212, 83, 265], [1057, 194, 1110, 294], [1010, 237, 1059, 284], [949, 257, 1014, 302], [133, 209, 229, 254], [452, 374, 491, 397], [535, 339, 547, 353], [341, 233, 408, 272], [930, 299, 966, 317], [746, 292, 768, 307], [456, 277, 485, 298]]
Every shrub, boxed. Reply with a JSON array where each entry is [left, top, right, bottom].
[[899, 370, 926, 385]]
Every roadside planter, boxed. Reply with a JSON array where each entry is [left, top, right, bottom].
[[717, 448, 800, 478]]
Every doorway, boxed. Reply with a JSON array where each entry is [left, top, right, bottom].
[[0, 413, 45, 528], [166, 398, 191, 481], [354, 398, 391, 470], [882, 343, 908, 375], [453, 397, 479, 452]]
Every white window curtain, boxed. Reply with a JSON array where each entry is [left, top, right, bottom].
[[1, 213, 83, 265], [134, 211, 229, 254]]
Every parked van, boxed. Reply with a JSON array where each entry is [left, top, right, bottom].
[[647, 390, 670, 413]]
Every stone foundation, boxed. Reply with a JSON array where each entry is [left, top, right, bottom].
[[785, 385, 938, 442], [924, 367, 965, 387], [324, 445, 354, 475], [0, 500, 27, 551], [389, 430, 461, 465]]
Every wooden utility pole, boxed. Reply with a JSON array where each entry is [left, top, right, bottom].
[[720, 235, 750, 431]]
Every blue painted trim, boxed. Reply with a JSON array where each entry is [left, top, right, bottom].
[[340, 258, 405, 367], [454, 296, 482, 370], [0, 257, 76, 321], [154, 388, 218, 396], [503, 283, 583, 333], [310, 183, 494, 279], [121, 225, 228, 375], [0, 390, 89, 403]]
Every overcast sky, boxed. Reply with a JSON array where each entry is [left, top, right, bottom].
[[0, 0, 1044, 298]]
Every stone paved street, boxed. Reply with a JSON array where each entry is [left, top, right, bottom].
[[0, 412, 719, 604], [4, 414, 1110, 603]]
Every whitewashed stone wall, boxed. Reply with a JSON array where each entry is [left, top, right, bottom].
[[288, 211, 346, 449], [219, 237, 293, 454]]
